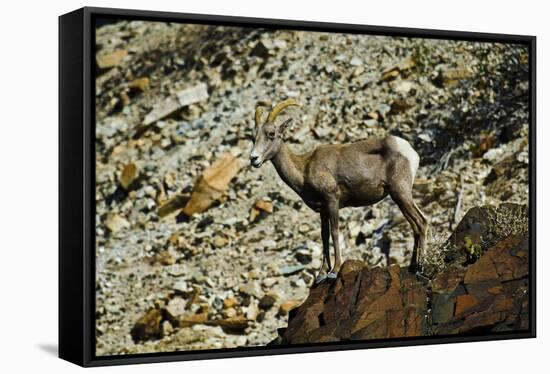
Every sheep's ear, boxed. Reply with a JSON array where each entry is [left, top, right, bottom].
[[278, 118, 293, 134]]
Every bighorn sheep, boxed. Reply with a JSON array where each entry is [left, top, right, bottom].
[[250, 99, 429, 283]]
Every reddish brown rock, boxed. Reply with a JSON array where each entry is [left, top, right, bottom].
[[278, 299, 302, 317], [432, 233, 529, 335], [130, 309, 163, 342], [455, 294, 479, 316], [182, 153, 245, 217], [277, 206, 530, 344], [281, 264, 428, 344], [96, 49, 128, 69]]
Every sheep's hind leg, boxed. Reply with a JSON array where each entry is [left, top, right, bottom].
[[327, 199, 342, 279], [389, 183, 428, 274], [315, 210, 331, 284]]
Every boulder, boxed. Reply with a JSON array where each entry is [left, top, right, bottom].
[[276, 205, 530, 344]]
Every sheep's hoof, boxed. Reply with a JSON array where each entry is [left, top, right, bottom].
[[314, 274, 328, 284], [327, 271, 338, 280]]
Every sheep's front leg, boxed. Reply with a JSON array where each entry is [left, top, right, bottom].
[[314, 209, 331, 284], [327, 199, 341, 279]]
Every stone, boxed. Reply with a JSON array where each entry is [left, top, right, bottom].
[[165, 297, 188, 320], [390, 98, 415, 114], [455, 294, 479, 316], [158, 194, 189, 218], [464, 255, 499, 284], [295, 248, 312, 264], [254, 199, 273, 213], [377, 103, 391, 119], [127, 77, 150, 93], [276, 212, 529, 344], [379, 69, 399, 82], [366, 111, 379, 120], [96, 49, 127, 69], [239, 282, 262, 299], [339, 260, 366, 277], [143, 83, 209, 126], [262, 277, 278, 288], [249, 199, 273, 222], [279, 264, 305, 276], [259, 293, 278, 310], [179, 311, 209, 327], [162, 320, 174, 335], [278, 299, 302, 317], [182, 153, 245, 217], [379, 57, 415, 82], [130, 309, 163, 342], [150, 250, 175, 266], [104, 214, 129, 233], [434, 65, 473, 87], [173, 280, 190, 294], [223, 307, 237, 318], [210, 317, 250, 334], [223, 297, 238, 309], [350, 56, 363, 66], [213, 235, 228, 248], [250, 41, 269, 58], [119, 163, 139, 190], [258, 239, 277, 250], [392, 80, 413, 93], [245, 303, 260, 320]]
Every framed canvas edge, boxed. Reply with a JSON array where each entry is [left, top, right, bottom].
[[58, 6, 537, 368]]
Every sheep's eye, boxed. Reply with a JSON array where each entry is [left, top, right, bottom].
[[267, 132, 275, 139]]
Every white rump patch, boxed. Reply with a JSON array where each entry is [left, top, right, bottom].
[[392, 136, 420, 180]]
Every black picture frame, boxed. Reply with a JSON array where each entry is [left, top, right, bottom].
[[59, 6, 537, 367]]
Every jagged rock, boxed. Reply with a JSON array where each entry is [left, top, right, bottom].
[[278, 299, 302, 317], [143, 83, 209, 126], [379, 57, 416, 82], [165, 297, 188, 320], [179, 311, 209, 328], [182, 153, 245, 217], [131, 309, 163, 342], [239, 282, 262, 299], [259, 293, 278, 310], [249, 199, 273, 222], [276, 206, 529, 344], [223, 297, 238, 309], [208, 317, 251, 334], [104, 214, 129, 233], [127, 77, 150, 93], [250, 41, 269, 58], [279, 264, 305, 276], [432, 234, 529, 334], [96, 49, 127, 69], [119, 163, 139, 190], [446, 203, 528, 265], [435, 65, 473, 87], [280, 264, 426, 343], [158, 194, 189, 218]]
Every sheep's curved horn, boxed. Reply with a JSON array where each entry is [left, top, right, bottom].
[[255, 106, 265, 126], [267, 99, 300, 123]]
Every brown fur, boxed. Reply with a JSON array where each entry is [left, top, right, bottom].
[[251, 105, 429, 281]]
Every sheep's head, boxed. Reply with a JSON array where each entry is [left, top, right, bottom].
[[250, 99, 299, 168]]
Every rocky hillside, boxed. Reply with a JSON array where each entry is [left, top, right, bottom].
[[274, 204, 529, 344], [94, 20, 529, 355]]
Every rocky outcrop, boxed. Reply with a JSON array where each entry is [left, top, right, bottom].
[[278, 261, 427, 343], [275, 205, 530, 344], [430, 234, 529, 335]]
